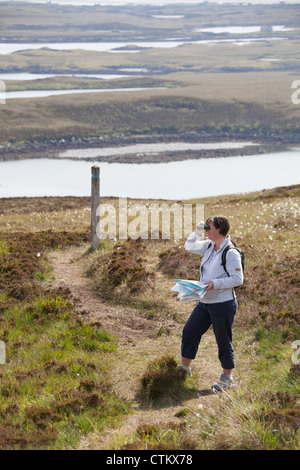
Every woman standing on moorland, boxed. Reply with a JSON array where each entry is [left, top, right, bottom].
[[177, 215, 244, 391]]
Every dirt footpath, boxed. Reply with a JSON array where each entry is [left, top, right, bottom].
[[49, 245, 223, 450]]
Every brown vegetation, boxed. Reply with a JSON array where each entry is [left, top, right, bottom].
[[0, 230, 89, 309], [158, 245, 200, 279], [89, 238, 156, 301]]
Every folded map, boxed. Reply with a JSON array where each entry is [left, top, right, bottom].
[[171, 279, 208, 302]]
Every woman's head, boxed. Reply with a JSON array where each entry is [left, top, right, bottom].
[[205, 215, 230, 237]]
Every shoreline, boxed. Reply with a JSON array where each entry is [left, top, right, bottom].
[[0, 184, 299, 208], [0, 133, 294, 164]]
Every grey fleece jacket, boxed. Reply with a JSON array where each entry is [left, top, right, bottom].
[[184, 231, 244, 304]]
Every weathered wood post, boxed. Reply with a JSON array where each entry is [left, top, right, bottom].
[[91, 165, 100, 250]]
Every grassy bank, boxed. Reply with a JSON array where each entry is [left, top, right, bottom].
[[0, 184, 299, 449], [1, 73, 299, 145]]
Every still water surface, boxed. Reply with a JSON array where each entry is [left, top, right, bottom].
[[0, 147, 299, 199], [0, 73, 132, 81], [0, 34, 286, 55], [3, 87, 166, 100]]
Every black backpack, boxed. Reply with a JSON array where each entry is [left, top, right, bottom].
[[207, 240, 244, 279], [221, 241, 245, 279]]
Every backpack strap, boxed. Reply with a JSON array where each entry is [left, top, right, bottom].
[[208, 242, 233, 276], [221, 245, 231, 276], [221, 244, 237, 299], [222, 244, 244, 274]]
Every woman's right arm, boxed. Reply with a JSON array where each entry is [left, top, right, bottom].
[[184, 231, 211, 255]]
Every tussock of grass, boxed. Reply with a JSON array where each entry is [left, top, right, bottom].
[[87, 238, 173, 319], [140, 355, 197, 404], [89, 238, 155, 297], [116, 421, 198, 451]]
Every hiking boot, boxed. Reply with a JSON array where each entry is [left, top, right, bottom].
[[212, 373, 234, 392], [176, 365, 192, 377]]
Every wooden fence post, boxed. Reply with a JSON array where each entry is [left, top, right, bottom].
[[91, 165, 100, 250]]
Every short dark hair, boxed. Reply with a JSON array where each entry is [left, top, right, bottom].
[[206, 215, 230, 236]]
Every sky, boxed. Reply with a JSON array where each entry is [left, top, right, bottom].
[[1, 0, 300, 5]]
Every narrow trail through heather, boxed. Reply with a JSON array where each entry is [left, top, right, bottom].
[[49, 244, 224, 450], [50, 245, 158, 342]]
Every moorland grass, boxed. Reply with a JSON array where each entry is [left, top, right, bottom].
[[0, 185, 299, 449], [0, 229, 128, 449], [85, 185, 300, 450]]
